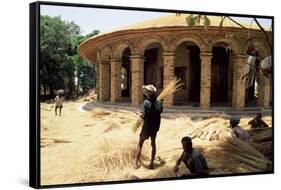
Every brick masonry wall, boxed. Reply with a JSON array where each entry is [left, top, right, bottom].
[[200, 53, 212, 108], [99, 62, 110, 101], [232, 55, 246, 109], [131, 55, 144, 106], [163, 53, 175, 107], [110, 59, 121, 103], [257, 76, 271, 108]]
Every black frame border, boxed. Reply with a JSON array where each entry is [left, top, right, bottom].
[[29, 1, 274, 189]]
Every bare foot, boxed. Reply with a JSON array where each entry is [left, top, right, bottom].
[[148, 164, 154, 170], [134, 163, 141, 169]]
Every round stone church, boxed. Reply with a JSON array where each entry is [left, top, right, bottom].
[[78, 14, 272, 109]]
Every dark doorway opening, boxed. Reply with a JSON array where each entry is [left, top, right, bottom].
[[121, 48, 131, 99], [144, 48, 159, 87], [189, 45, 201, 102], [211, 47, 230, 105]]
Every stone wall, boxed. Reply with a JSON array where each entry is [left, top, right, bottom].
[[84, 26, 272, 109]]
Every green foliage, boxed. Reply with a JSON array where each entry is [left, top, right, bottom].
[[186, 14, 195, 29], [185, 14, 210, 31], [195, 15, 202, 24], [40, 15, 99, 99], [203, 16, 210, 30], [77, 60, 96, 92]]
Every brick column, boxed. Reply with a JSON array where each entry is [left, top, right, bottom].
[[130, 55, 144, 106], [163, 52, 175, 107], [99, 61, 110, 101], [257, 76, 271, 108], [96, 63, 100, 101], [200, 52, 212, 108], [110, 59, 121, 103], [232, 54, 247, 110]]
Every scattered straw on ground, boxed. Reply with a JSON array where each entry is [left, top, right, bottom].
[[40, 101, 272, 185]]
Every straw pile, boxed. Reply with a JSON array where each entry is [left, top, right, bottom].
[[205, 137, 272, 174], [186, 117, 232, 141], [86, 120, 151, 181], [91, 108, 111, 118], [132, 78, 184, 132], [248, 127, 272, 160], [171, 116, 272, 174], [83, 89, 97, 101]]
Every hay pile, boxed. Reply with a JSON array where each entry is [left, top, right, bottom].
[[83, 119, 151, 182], [170, 116, 272, 174], [189, 117, 232, 141], [248, 127, 272, 160], [205, 137, 272, 174], [91, 108, 111, 118], [82, 89, 97, 101]]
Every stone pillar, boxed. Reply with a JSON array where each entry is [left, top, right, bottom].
[[110, 59, 121, 103], [232, 54, 247, 110], [130, 55, 144, 106], [96, 63, 100, 101], [200, 52, 212, 109], [163, 52, 175, 107], [257, 75, 271, 108], [99, 61, 110, 101]]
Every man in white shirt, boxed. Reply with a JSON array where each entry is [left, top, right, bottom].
[[55, 94, 64, 116]]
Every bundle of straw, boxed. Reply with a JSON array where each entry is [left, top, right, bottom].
[[189, 117, 232, 141], [157, 78, 184, 101], [206, 137, 272, 174], [132, 78, 184, 132]]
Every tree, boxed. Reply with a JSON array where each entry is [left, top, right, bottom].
[[73, 30, 100, 96], [40, 15, 99, 99]]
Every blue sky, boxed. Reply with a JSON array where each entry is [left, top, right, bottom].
[[40, 5, 272, 35]]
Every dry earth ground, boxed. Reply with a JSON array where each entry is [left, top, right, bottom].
[[40, 101, 272, 186]]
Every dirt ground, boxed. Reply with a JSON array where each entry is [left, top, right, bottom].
[[40, 101, 272, 186]]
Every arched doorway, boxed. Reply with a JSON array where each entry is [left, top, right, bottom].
[[121, 47, 131, 101], [174, 41, 201, 105], [211, 43, 232, 106], [143, 43, 164, 90]]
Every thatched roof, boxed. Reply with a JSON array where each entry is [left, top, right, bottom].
[[112, 14, 264, 31]]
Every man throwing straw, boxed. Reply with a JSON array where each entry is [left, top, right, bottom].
[[134, 85, 163, 169]]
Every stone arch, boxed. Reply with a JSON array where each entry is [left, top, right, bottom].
[[244, 37, 270, 57], [136, 35, 168, 55], [169, 33, 206, 52], [243, 37, 271, 107], [113, 40, 135, 59], [99, 44, 113, 61], [172, 37, 202, 104], [209, 37, 241, 54]]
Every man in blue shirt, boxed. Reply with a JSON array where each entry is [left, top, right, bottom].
[[174, 136, 209, 176], [134, 85, 163, 169]]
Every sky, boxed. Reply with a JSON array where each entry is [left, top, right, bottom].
[[40, 4, 272, 35]]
